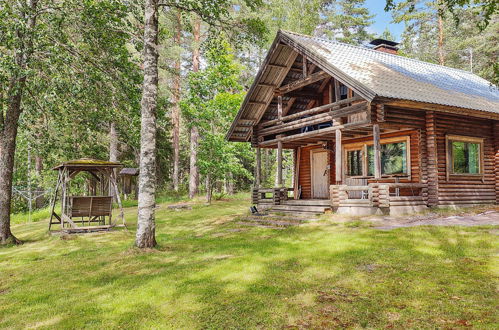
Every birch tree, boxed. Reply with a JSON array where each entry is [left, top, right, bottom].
[[136, 0, 160, 248]]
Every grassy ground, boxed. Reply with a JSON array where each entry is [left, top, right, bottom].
[[1, 194, 498, 329]]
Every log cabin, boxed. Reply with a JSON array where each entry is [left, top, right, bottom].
[[226, 30, 499, 216]]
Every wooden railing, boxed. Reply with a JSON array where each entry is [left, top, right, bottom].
[[252, 187, 294, 205], [331, 183, 427, 209]]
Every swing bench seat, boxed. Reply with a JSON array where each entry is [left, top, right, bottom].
[[70, 196, 113, 218]]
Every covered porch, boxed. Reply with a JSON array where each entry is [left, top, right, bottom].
[[250, 93, 428, 215]]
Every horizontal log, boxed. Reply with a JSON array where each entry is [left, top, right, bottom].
[[275, 71, 329, 95], [258, 102, 368, 137], [390, 196, 424, 201], [338, 185, 370, 191], [260, 96, 363, 128], [259, 119, 370, 146]]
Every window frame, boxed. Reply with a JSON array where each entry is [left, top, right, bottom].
[[343, 136, 411, 180], [445, 134, 484, 179]]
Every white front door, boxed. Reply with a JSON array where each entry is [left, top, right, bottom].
[[311, 150, 329, 199]]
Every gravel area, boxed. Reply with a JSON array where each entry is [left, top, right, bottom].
[[371, 210, 499, 230]]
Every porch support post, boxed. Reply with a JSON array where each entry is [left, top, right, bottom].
[[276, 135, 283, 187], [277, 95, 283, 123], [255, 147, 261, 188], [335, 129, 342, 184], [373, 124, 382, 179]]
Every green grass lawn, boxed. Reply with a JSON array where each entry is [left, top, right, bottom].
[[1, 194, 498, 329]]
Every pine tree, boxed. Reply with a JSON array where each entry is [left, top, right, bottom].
[[316, 0, 375, 45]]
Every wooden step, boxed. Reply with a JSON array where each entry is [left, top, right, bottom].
[[270, 205, 331, 213], [282, 199, 331, 206]]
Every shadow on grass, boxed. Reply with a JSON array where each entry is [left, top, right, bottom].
[[0, 197, 497, 328]]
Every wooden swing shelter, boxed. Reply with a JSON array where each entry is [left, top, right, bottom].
[[49, 158, 126, 233]]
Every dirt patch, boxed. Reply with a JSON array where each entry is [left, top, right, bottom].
[[373, 210, 499, 230]]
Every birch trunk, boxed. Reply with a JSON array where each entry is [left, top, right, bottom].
[[109, 121, 119, 200], [171, 10, 182, 191], [136, 0, 159, 248], [188, 16, 200, 199], [205, 175, 212, 204], [0, 0, 38, 245], [437, 9, 445, 65], [34, 154, 44, 208]]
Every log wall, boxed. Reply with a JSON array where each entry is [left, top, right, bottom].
[[295, 106, 498, 206], [434, 112, 496, 205]]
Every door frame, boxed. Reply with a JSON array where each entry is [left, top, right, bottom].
[[310, 148, 330, 199]]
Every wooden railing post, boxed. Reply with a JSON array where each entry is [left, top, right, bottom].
[[373, 124, 382, 179], [331, 185, 340, 208], [378, 184, 390, 208], [273, 187, 281, 205], [276, 135, 283, 187], [338, 185, 348, 205], [251, 187, 259, 205]]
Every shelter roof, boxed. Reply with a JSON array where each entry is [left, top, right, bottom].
[[52, 158, 123, 171]]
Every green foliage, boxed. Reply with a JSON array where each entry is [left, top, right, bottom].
[[182, 40, 253, 200], [318, 0, 375, 45], [386, 0, 498, 30]]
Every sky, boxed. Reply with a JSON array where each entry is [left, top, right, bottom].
[[365, 0, 404, 41]]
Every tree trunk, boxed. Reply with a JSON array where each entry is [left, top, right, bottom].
[[109, 121, 119, 200], [0, 80, 24, 245], [136, 0, 159, 249], [34, 154, 44, 208], [188, 16, 201, 199], [205, 175, 212, 203], [0, 0, 39, 245], [225, 172, 234, 195], [171, 10, 182, 191], [437, 10, 445, 65], [189, 126, 199, 198]]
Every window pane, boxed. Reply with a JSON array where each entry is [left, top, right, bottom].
[[367, 141, 407, 176], [347, 150, 362, 176], [452, 141, 480, 174]]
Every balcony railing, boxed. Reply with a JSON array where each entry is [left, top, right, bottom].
[[251, 187, 294, 205]]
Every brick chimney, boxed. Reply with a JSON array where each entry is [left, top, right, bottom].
[[369, 39, 399, 54]]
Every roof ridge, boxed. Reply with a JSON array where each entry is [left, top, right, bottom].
[[279, 30, 490, 80]]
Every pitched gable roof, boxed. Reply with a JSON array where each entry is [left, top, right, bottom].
[[281, 30, 499, 112], [227, 30, 499, 142]]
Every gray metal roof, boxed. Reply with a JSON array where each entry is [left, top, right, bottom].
[[280, 30, 499, 114], [226, 30, 499, 142]]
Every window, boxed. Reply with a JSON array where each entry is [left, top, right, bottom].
[[447, 135, 482, 175], [340, 85, 348, 100], [367, 141, 407, 176], [344, 137, 410, 178], [347, 149, 363, 176]]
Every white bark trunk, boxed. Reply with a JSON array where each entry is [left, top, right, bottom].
[[136, 0, 159, 248], [109, 121, 119, 200], [188, 16, 201, 199], [172, 10, 182, 191]]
